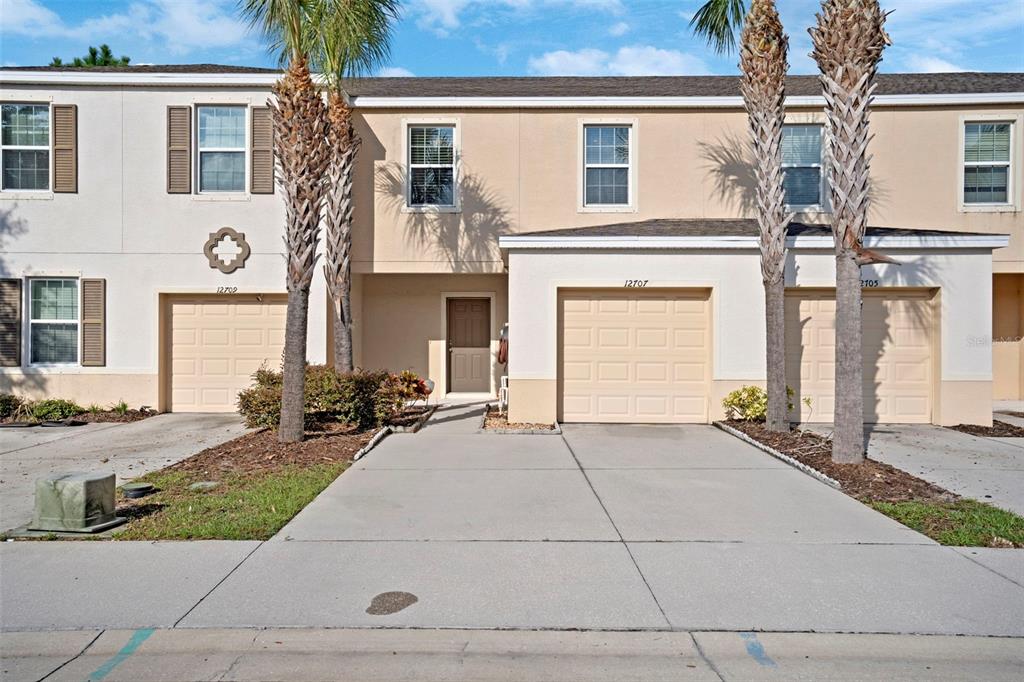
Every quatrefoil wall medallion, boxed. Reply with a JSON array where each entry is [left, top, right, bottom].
[[204, 227, 251, 274]]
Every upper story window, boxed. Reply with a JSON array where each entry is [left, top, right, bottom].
[[1, 104, 49, 192], [963, 121, 1012, 205], [29, 278, 78, 365], [408, 125, 456, 207], [583, 125, 631, 206], [782, 124, 824, 209], [197, 105, 246, 193]]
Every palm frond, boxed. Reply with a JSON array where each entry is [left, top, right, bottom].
[[238, 0, 310, 64], [311, 0, 402, 88], [689, 0, 747, 55]]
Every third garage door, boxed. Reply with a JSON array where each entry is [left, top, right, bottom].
[[558, 289, 710, 423], [786, 289, 933, 423]]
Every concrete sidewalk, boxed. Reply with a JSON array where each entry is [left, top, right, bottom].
[[0, 413, 250, 531], [5, 628, 1024, 682], [2, 405, 1023, 638]]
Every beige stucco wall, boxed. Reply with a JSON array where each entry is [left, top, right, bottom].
[[358, 273, 508, 397]]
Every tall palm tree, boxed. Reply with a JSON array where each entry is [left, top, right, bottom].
[[692, 0, 791, 432], [241, 0, 331, 443], [311, 0, 400, 372], [810, 0, 891, 463]]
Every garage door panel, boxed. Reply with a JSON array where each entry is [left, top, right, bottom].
[[559, 290, 709, 424], [169, 295, 287, 413], [786, 290, 932, 424]]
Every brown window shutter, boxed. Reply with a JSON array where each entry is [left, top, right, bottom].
[[52, 104, 77, 193], [80, 278, 106, 367], [250, 106, 274, 194], [167, 106, 192, 194], [0, 279, 22, 367]]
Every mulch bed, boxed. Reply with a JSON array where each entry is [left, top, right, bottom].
[[483, 405, 555, 431], [949, 420, 1024, 438], [159, 421, 375, 478], [723, 420, 956, 504], [388, 405, 434, 428], [997, 411, 1024, 419], [73, 409, 156, 424]]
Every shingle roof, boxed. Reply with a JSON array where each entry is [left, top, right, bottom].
[[2, 66, 1021, 97], [515, 219, 993, 239]]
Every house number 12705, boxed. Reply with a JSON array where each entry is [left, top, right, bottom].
[[624, 280, 649, 288]]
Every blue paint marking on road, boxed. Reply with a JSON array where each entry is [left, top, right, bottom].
[[740, 632, 777, 668], [88, 628, 155, 681]]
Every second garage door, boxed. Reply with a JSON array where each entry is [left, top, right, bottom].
[[786, 289, 933, 423], [168, 294, 287, 412], [558, 289, 710, 423]]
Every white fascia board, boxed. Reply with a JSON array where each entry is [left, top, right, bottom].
[[498, 234, 1010, 250], [0, 71, 283, 87], [349, 92, 1024, 109]]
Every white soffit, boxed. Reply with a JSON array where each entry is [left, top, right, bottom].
[[497, 234, 1011, 250]]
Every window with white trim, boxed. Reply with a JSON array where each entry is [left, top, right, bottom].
[[583, 125, 631, 206], [29, 278, 78, 365], [963, 121, 1012, 204], [197, 105, 246, 192], [408, 125, 455, 207], [1, 103, 50, 191], [782, 124, 824, 208]]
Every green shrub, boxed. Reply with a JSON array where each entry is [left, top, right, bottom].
[[111, 399, 130, 415], [721, 386, 798, 422], [237, 365, 405, 431], [31, 399, 85, 421], [0, 393, 23, 419]]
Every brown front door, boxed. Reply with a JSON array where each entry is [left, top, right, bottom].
[[448, 298, 490, 393]]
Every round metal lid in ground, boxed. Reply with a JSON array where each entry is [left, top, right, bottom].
[[122, 482, 156, 498]]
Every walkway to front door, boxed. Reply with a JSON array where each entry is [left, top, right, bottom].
[[176, 404, 1024, 635], [447, 298, 490, 393]]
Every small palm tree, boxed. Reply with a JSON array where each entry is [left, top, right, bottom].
[[241, 0, 332, 443], [311, 0, 401, 372], [49, 44, 130, 68], [810, 0, 891, 463]]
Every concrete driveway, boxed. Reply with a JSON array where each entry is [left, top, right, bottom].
[[0, 413, 250, 531], [167, 403, 1024, 635]]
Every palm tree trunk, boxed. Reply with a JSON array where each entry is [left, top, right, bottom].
[[811, 0, 890, 463], [324, 92, 359, 373], [764, 276, 788, 431], [272, 58, 330, 443]]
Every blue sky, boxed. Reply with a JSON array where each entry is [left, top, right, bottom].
[[2, 0, 1022, 75]]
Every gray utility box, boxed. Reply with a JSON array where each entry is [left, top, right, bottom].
[[30, 472, 125, 533]]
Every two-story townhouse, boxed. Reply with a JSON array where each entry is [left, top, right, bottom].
[[0, 67, 1019, 427]]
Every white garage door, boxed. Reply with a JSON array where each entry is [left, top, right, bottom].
[[558, 289, 710, 423], [169, 295, 287, 412], [786, 290, 933, 424]]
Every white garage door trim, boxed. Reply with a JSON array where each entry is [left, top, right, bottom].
[[164, 294, 287, 413], [785, 288, 936, 424], [557, 288, 711, 424]]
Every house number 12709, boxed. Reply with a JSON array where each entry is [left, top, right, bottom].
[[624, 280, 648, 287]]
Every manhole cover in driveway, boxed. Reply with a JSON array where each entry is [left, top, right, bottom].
[[366, 591, 418, 615]]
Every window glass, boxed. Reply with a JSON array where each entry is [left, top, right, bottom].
[[782, 125, 823, 206], [964, 122, 1011, 204], [1, 104, 50, 191], [198, 106, 245, 192], [30, 279, 78, 364], [583, 125, 630, 206], [408, 125, 455, 206]]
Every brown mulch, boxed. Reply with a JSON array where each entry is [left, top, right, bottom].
[[724, 420, 956, 504], [388, 406, 433, 428], [949, 420, 1024, 438], [161, 421, 375, 478], [997, 411, 1024, 419], [483, 406, 555, 431], [74, 409, 156, 424]]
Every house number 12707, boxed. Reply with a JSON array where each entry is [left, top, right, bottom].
[[624, 280, 648, 288]]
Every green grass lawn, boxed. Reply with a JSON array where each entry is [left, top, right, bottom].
[[869, 499, 1024, 547], [115, 463, 348, 541]]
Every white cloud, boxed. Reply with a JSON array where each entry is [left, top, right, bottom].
[[528, 45, 709, 76], [412, 0, 621, 34], [608, 21, 629, 37], [1, 0, 65, 36], [378, 66, 416, 77], [905, 55, 966, 73]]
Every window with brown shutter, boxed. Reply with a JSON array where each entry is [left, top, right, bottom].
[[167, 106, 192, 193], [52, 104, 77, 193], [80, 278, 105, 367], [250, 106, 274, 194], [0, 279, 22, 367]]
